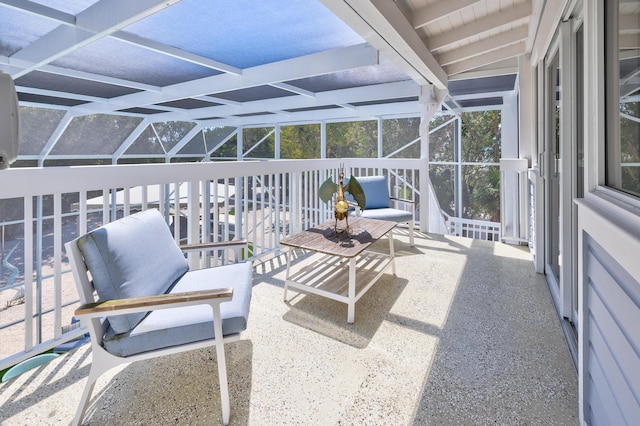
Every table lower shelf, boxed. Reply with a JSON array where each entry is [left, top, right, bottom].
[[284, 249, 395, 322]]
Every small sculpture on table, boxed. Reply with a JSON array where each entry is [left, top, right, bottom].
[[319, 169, 366, 235]]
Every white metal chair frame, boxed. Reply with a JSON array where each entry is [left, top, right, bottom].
[[66, 239, 249, 426]]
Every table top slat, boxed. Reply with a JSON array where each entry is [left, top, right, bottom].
[[280, 217, 395, 258]]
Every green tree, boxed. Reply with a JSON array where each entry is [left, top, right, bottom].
[[461, 111, 501, 220], [243, 127, 274, 159], [280, 124, 320, 159], [382, 118, 420, 158], [428, 111, 501, 221], [206, 127, 238, 159], [429, 115, 457, 216], [327, 121, 377, 158]]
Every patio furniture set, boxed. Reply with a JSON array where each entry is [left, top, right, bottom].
[[65, 175, 413, 425]]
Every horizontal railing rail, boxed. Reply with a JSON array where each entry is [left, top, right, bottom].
[[442, 212, 501, 242], [0, 158, 423, 371]]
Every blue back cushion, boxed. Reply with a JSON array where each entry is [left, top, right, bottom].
[[357, 176, 390, 209], [77, 209, 189, 334]]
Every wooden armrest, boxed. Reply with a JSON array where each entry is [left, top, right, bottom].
[[75, 288, 233, 318], [180, 240, 248, 253], [390, 197, 415, 204]]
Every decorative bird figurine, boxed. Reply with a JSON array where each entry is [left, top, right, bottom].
[[319, 168, 366, 234]]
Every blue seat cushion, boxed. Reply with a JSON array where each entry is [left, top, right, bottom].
[[103, 261, 253, 357], [356, 176, 390, 209], [351, 208, 413, 223], [77, 209, 189, 334]]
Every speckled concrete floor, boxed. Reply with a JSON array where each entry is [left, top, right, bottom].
[[0, 231, 578, 425]]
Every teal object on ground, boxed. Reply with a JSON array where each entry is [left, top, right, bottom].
[[1, 353, 59, 382]]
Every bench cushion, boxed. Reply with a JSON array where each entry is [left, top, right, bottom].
[[103, 261, 252, 357], [77, 209, 188, 334]]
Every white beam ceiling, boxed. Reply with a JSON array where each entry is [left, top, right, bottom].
[[73, 43, 380, 115], [412, 0, 485, 30], [445, 42, 527, 76], [427, 2, 532, 52], [438, 27, 529, 66], [2, 0, 538, 133], [321, 0, 448, 90], [10, 0, 183, 78], [152, 80, 419, 123]]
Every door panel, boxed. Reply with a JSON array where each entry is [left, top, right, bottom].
[[545, 49, 561, 290]]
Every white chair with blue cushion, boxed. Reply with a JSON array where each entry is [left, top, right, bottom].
[[349, 175, 415, 246], [65, 209, 252, 426]]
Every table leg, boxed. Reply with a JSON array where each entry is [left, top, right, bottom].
[[284, 247, 292, 301], [389, 231, 396, 275], [348, 257, 356, 323]]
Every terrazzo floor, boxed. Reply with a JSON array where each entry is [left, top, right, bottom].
[[0, 230, 578, 425]]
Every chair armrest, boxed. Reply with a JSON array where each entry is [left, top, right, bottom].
[[389, 196, 414, 205], [74, 288, 234, 319], [180, 240, 248, 253]]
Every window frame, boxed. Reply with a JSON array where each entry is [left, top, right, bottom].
[[600, 0, 640, 207]]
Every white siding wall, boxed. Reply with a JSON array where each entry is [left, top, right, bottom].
[[577, 198, 640, 425]]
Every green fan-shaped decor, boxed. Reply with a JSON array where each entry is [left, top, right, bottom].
[[319, 169, 366, 234]]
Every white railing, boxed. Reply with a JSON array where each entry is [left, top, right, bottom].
[[500, 158, 529, 244], [0, 158, 422, 370], [443, 212, 501, 242]]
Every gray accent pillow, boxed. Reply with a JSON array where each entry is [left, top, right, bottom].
[[77, 209, 189, 334]]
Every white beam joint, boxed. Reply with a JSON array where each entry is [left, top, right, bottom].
[[346, 0, 448, 90]]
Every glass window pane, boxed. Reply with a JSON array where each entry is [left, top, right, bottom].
[[606, 0, 640, 197], [327, 121, 377, 158], [620, 104, 640, 195], [280, 124, 320, 159], [382, 118, 420, 158]]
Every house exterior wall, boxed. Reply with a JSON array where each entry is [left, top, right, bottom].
[[528, 0, 640, 423], [577, 200, 640, 425]]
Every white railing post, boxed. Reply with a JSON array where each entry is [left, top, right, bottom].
[[23, 196, 34, 353], [53, 193, 62, 339], [419, 84, 447, 233], [188, 181, 200, 269], [291, 172, 302, 234]]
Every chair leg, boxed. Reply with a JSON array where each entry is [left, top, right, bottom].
[[72, 363, 101, 426], [409, 220, 415, 247], [73, 342, 125, 426], [212, 304, 230, 425]]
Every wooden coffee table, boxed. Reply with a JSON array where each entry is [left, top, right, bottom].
[[280, 216, 396, 323]]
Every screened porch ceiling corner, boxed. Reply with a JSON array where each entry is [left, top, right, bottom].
[[1, 0, 535, 156]]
